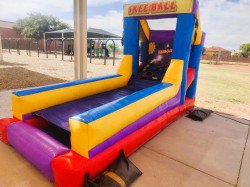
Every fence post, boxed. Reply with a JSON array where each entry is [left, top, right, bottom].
[[46, 39, 49, 59], [61, 39, 64, 60], [90, 39, 92, 64], [16, 39, 20, 55], [55, 40, 57, 58], [0, 33, 3, 62], [28, 39, 31, 56], [112, 40, 116, 66], [8, 39, 11, 53], [26, 39, 29, 55], [71, 39, 73, 61], [36, 40, 40, 57], [104, 42, 107, 65]]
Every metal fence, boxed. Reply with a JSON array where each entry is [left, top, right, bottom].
[[202, 55, 250, 64], [1, 38, 40, 57], [1, 37, 122, 65]]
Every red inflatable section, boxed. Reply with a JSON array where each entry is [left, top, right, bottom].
[[0, 118, 19, 144], [0, 117, 49, 144], [24, 117, 50, 129], [52, 98, 195, 187], [186, 68, 195, 89]]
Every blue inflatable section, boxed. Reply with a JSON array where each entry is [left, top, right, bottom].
[[13, 74, 121, 97], [123, 17, 139, 76], [72, 82, 172, 124], [172, 14, 196, 105], [187, 43, 205, 98]]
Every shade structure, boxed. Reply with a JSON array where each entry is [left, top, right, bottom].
[[44, 28, 121, 40]]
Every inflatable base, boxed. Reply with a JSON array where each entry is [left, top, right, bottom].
[[7, 122, 69, 181], [0, 118, 19, 144], [52, 98, 195, 187]]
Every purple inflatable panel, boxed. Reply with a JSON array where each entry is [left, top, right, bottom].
[[149, 30, 175, 43], [192, 0, 199, 15], [7, 122, 69, 181], [201, 32, 206, 45], [89, 90, 180, 158]]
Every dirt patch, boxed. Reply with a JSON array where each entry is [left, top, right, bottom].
[[4, 52, 118, 76], [0, 52, 120, 90], [0, 67, 65, 90]]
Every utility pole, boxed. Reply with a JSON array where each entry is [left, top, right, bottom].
[[74, 0, 87, 79]]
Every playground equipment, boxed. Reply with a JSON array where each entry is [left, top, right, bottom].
[[45, 38, 119, 64], [45, 38, 73, 61], [88, 38, 120, 66], [0, 0, 205, 186]]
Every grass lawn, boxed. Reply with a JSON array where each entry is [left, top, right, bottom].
[[195, 63, 250, 119]]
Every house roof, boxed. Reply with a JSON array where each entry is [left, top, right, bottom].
[[0, 20, 15, 29], [206, 46, 231, 53], [45, 28, 74, 34], [88, 28, 121, 38]]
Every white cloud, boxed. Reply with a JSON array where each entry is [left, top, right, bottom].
[[0, 0, 73, 22], [90, 0, 250, 50], [87, 10, 123, 36], [88, 0, 122, 7], [200, 0, 250, 50], [0, 0, 249, 50], [147, 18, 177, 30], [0, 0, 123, 35]]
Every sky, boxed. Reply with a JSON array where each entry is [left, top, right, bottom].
[[0, 0, 249, 50]]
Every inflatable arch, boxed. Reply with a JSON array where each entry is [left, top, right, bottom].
[[0, 0, 205, 186]]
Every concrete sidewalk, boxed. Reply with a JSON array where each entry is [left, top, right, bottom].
[[0, 91, 249, 187]]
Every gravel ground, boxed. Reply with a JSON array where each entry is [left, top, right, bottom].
[[0, 51, 120, 90]]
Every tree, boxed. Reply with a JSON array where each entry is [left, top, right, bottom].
[[202, 47, 206, 55], [108, 43, 114, 50], [107, 42, 122, 54], [13, 13, 70, 40], [239, 43, 250, 58]]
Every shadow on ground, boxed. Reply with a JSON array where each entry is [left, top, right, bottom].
[[0, 67, 66, 90], [0, 61, 28, 67]]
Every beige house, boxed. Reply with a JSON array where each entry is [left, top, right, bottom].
[[204, 46, 232, 58]]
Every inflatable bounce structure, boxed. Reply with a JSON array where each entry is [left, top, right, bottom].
[[0, 0, 205, 186]]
